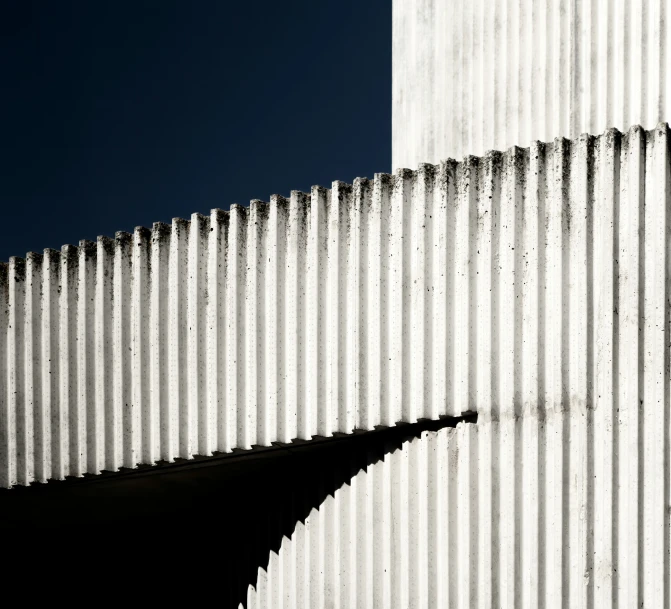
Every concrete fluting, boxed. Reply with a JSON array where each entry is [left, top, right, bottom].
[[245, 406, 668, 608], [393, 0, 671, 169], [0, 125, 668, 522]]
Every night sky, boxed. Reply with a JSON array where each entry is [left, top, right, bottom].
[[0, 1, 391, 262]]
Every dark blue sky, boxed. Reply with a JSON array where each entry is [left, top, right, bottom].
[[0, 1, 391, 261]]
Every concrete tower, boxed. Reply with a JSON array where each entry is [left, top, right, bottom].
[[393, 0, 671, 169]]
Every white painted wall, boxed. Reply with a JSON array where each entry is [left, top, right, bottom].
[[393, 0, 671, 169]]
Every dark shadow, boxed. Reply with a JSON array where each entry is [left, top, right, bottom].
[[0, 414, 476, 606]]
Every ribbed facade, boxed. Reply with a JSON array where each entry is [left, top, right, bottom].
[[246, 414, 669, 608], [2, 124, 669, 492], [393, 0, 671, 169], [247, 122, 671, 606]]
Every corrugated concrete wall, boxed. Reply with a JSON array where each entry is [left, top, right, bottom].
[[2, 124, 670, 490], [1, 166, 475, 487], [245, 415, 669, 608], [393, 0, 671, 169], [245, 123, 671, 607]]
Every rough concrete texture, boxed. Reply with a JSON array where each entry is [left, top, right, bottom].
[[246, 411, 668, 608], [245, 122, 671, 608], [393, 0, 671, 169], [1, 125, 669, 499]]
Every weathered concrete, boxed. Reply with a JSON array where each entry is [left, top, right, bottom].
[[248, 411, 667, 608], [393, 0, 671, 168], [245, 122, 671, 608], [1, 125, 669, 508]]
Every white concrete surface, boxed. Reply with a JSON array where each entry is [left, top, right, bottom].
[[246, 410, 669, 608], [1, 124, 668, 500], [393, 0, 671, 169]]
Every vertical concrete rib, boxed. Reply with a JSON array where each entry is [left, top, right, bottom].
[[389, 170, 411, 425], [0, 263, 9, 488], [150, 224, 169, 462], [207, 210, 226, 454], [270, 195, 289, 445], [58, 247, 75, 478], [333, 182, 353, 434], [544, 138, 567, 609], [226, 206, 246, 451], [246, 200, 266, 449], [309, 186, 329, 438], [410, 165, 430, 423], [286, 191, 308, 443], [364, 174, 386, 429], [39, 250, 58, 483], [76, 242, 95, 476], [23, 252, 40, 485], [642, 123, 668, 607], [567, 134, 591, 609], [113, 233, 132, 469], [132, 228, 150, 465], [593, 129, 619, 606], [9, 256, 25, 486], [454, 159, 476, 419], [187, 214, 208, 456], [348, 180, 365, 433], [617, 125, 644, 607]]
